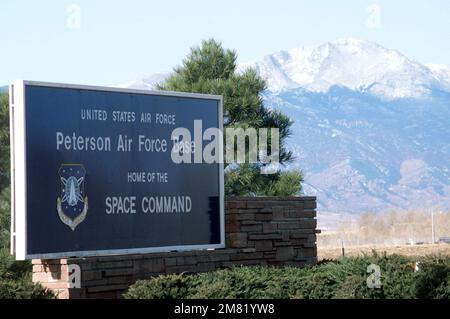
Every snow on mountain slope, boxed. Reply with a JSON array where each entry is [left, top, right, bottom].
[[118, 39, 450, 100], [239, 38, 449, 99], [114, 73, 168, 90], [427, 64, 450, 91]]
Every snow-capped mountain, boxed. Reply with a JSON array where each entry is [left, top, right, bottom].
[[238, 38, 450, 100], [114, 73, 168, 91], [120, 38, 450, 100], [117, 39, 450, 228]]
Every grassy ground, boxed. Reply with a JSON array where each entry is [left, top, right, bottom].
[[318, 243, 450, 260]]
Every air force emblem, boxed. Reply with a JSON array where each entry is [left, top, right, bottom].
[[57, 164, 88, 231]]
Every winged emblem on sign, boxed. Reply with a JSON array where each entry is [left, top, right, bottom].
[[56, 164, 88, 231]]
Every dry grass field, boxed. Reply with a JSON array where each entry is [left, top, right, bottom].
[[317, 243, 450, 260], [316, 209, 450, 260]]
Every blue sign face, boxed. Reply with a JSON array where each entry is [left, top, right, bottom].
[[14, 82, 223, 259]]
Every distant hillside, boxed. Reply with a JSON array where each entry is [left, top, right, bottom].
[[264, 87, 450, 222]]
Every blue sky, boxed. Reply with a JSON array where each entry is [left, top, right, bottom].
[[1, 0, 449, 86]]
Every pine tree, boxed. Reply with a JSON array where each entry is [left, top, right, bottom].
[[0, 93, 9, 192], [158, 39, 303, 196]]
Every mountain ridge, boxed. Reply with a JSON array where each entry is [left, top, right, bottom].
[[119, 38, 450, 100], [116, 39, 450, 227], [237, 38, 450, 100]]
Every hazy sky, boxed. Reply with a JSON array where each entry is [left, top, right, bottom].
[[1, 0, 449, 85]]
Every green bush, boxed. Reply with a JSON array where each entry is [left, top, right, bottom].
[[0, 279, 55, 299], [189, 266, 286, 299], [124, 253, 450, 299], [126, 273, 193, 299], [329, 252, 415, 299], [0, 249, 55, 299], [414, 255, 450, 299], [0, 186, 10, 250]]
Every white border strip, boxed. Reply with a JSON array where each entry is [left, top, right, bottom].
[[27, 243, 223, 260], [218, 96, 225, 248], [9, 84, 15, 255], [11, 81, 27, 260], [11, 80, 225, 260], [20, 80, 223, 100]]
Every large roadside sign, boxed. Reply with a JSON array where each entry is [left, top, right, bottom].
[[10, 81, 224, 260]]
